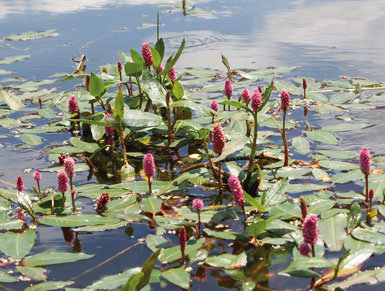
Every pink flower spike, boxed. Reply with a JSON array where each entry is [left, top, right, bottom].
[[360, 148, 371, 175], [224, 79, 233, 99], [241, 88, 251, 104], [167, 66, 177, 83], [299, 243, 311, 256], [302, 214, 319, 246], [117, 61, 123, 73], [210, 100, 218, 112], [156, 64, 163, 74], [212, 123, 225, 155], [179, 226, 187, 263], [17, 176, 24, 192], [85, 76, 90, 91], [303, 78, 307, 90], [193, 198, 204, 211], [142, 42, 153, 68], [280, 89, 290, 111], [57, 170, 69, 193], [69, 96, 79, 114], [18, 208, 25, 222], [143, 153, 155, 178], [251, 89, 262, 112], [33, 171, 42, 182], [96, 192, 110, 212], [369, 188, 374, 200], [107, 137, 114, 145], [104, 113, 114, 136], [228, 175, 246, 207], [64, 157, 75, 178]]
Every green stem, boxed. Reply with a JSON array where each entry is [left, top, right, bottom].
[[218, 162, 223, 204], [37, 181, 42, 200], [135, 75, 143, 109], [119, 130, 128, 168], [246, 112, 258, 183], [197, 210, 201, 238], [282, 110, 289, 167], [365, 173, 369, 203]]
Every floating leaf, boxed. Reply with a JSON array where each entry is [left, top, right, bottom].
[[161, 266, 190, 289], [88, 268, 141, 290], [318, 160, 358, 171], [352, 228, 385, 244], [0, 230, 36, 259], [23, 252, 93, 267], [292, 136, 310, 154], [21, 134, 43, 145], [141, 196, 162, 214], [331, 169, 363, 184], [312, 168, 330, 181], [0, 90, 25, 110], [0, 271, 17, 283], [25, 281, 74, 291], [0, 55, 30, 65], [205, 252, 247, 269], [39, 214, 119, 227], [6, 30, 58, 41], [319, 214, 347, 251], [328, 266, 385, 289], [16, 266, 47, 281], [306, 130, 338, 145], [204, 229, 249, 241], [322, 123, 372, 132]]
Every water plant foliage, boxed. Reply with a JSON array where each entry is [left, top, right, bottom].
[[1, 25, 385, 290]]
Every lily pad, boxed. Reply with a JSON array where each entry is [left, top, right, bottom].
[[23, 252, 94, 267]]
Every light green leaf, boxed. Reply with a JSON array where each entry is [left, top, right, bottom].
[[0, 230, 36, 259], [205, 252, 247, 269], [292, 136, 310, 154], [161, 266, 190, 289], [319, 214, 347, 251], [21, 134, 43, 146], [16, 266, 47, 281], [25, 281, 74, 291], [23, 252, 94, 267], [306, 130, 338, 145]]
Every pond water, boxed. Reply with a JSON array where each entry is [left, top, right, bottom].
[[1, 0, 385, 290]]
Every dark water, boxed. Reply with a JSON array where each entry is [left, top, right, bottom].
[[1, 0, 385, 289]]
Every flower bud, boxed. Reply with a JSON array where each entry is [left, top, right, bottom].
[[192, 198, 203, 211], [117, 61, 123, 73], [143, 153, 155, 179], [360, 148, 371, 175], [212, 124, 225, 155], [251, 89, 262, 112], [57, 170, 69, 193], [302, 214, 319, 246], [142, 42, 153, 68], [299, 243, 311, 256], [17, 176, 24, 192], [241, 88, 250, 104], [224, 79, 232, 99], [280, 89, 290, 111], [33, 171, 42, 182], [68, 96, 79, 114]]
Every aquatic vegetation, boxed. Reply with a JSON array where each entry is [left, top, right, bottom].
[[2, 24, 385, 291]]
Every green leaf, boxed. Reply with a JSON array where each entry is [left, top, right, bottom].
[[205, 252, 247, 269], [269, 202, 301, 219], [284, 257, 336, 272], [263, 178, 288, 208], [130, 49, 145, 65], [137, 249, 161, 290], [319, 214, 347, 251], [141, 70, 167, 107], [347, 202, 362, 233], [114, 90, 124, 125], [70, 137, 99, 153], [0, 271, 17, 283], [39, 107, 57, 119], [0, 230, 36, 259], [248, 220, 267, 237], [124, 62, 143, 76], [312, 168, 330, 181], [172, 81, 184, 99], [140, 196, 162, 214], [212, 136, 249, 163], [6, 29, 58, 41], [243, 192, 265, 212], [89, 72, 105, 97], [306, 130, 338, 145], [331, 169, 363, 184], [159, 238, 204, 264], [21, 134, 43, 146], [221, 54, 230, 72], [328, 266, 385, 289], [352, 228, 385, 244], [308, 200, 335, 215], [91, 124, 105, 141], [161, 266, 190, 289], [340, 249, 373, 269], [88, 268, 141, 290], [0, 55, 30, 65], [0, 90, 25, 110], [318, 160, 358, 171], [25, 281, 74, 291], [322, 122, 372, 132], [163, 38, 185, 76], [261, 78, 274, 110], [318, 150, 357, 159], [23, 252, 94, 267], [122, 108, 164, 130], [146, 234, 169, 252], [155, 38, 165, 61], [149, 45, 161, 69], [292, 136, 310, 154], [123, 272, 143, 291], [222, 100, 253, 113], [16, 266, 47, 281], [204, 229, 249, 241], [39, 214, 120, 227]]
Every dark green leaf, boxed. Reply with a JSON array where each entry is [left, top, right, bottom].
[[347, 202, 362, 233], [161, 266, 190, 289], [172, 81, 184, 99], [0, 230, 36, 259], [319, 214, 347, 251], [89, 72, 105, 97], [163, 38, 185, 76]]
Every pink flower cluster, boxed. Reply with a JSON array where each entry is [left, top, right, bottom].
[[210, 100, 218, 112], [280, 89, 290, 111], [168, 66, 177, 82], [17, 176, 24, 192], [57, 170, 69, 193], [179, 226, 187, 251], [299, 243, 311, 256], [241, 88, 251, 104], [302, 214, 319, 246], [117, 61, 123, 73], [360, 148, 371, 175], [212, 124, 225, 155], [69, 96, 79, 114], [142, 42, 153, 68], [228, 175, 246, 207], [143, 153, 155, 178], [192, 198, 203, 211], [251, 89, 262, 112], [224, 79, 232, 99], [33, 171, 42, 182], [64, 157, 75, 178], [96, 192, 111, 212], [104, 113, 114, 136]]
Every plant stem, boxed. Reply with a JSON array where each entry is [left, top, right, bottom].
[[98, 96, 107, 111], [71, 190, 76, 213], [148, 177, 152, 194], [282, 110, 289, 167], [37, 181, 42, 200], [218, 162, 223, 204], [311, 244, 316, 289], [365, 173, 369, 203], [62, 191, 66, 204], [246, 112, 258, 183], [197, 210, 201, 238], [119, 131, 128, 168], [135, 75, 143, 109]]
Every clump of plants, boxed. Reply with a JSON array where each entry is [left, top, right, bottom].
[[2, 26, 385, 290]]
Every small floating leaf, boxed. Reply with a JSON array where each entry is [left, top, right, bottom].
[[23, 252, 94, 267], [306, 130, 338, 145], [21, 134, 43, 145], [292, 136, 310, 154], [6, 30, 58, 41], [25, 281, 74, 291]]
